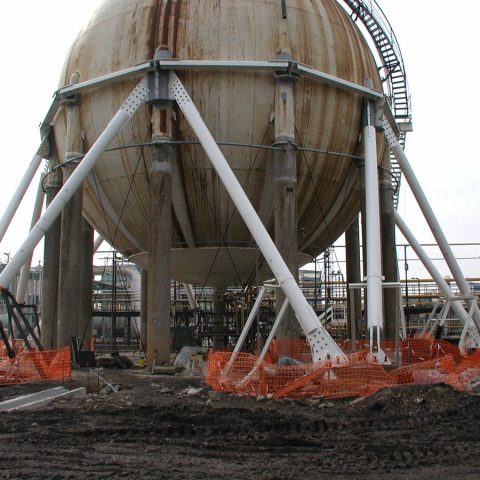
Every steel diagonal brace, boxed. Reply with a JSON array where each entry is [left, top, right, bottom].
[[382, 116, 480, 337], [0, 78, 150, 292], [395, 210, 480, 348], [0, 153, 43, 243], [168, 71, 346, 362], [237, 297, 290, 387]]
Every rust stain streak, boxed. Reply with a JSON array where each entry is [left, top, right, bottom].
[[161, 0, 172, 46], [148, 0, 163, 58]]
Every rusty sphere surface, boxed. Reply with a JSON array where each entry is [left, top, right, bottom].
[[54, 0, 382, 286]]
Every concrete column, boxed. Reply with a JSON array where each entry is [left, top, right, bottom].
[[345, 215, 363, 339], [380, 149, 399, 339], [78, 217, 94, 347], [41, 163, 62, 349], [273, 50, 299, 339], [147, 50, 173, 367], [147, 142, 173, 366], [57, 73, 84, 348], [140, 269, 148, 352]]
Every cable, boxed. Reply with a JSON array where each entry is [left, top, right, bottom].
[[180, 141, 241, 296], [41, 140, 362, 192], [295, 125, 353, 282], [110, 148, 144, 246], [222, 122, 272, 288]]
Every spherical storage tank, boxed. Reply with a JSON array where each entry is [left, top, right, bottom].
[[53, 0, 382, 286]]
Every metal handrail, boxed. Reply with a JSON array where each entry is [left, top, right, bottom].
[[339, 0, 412, 208], [340, 0, 411, 120]]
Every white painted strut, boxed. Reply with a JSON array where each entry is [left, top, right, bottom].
[[258, 297, 290, 362], [183, 283, 197, 310], [16, 173, 46, 304], [0, 154, 43, 243], [394, 211, 480, 345], [168, 72, 345, 361], [0, 78, 149, 292], [221, 286, 267, 381], [93, 234, 105, 252], [382, 116, 480, 330], [237, 297, 290, 387]]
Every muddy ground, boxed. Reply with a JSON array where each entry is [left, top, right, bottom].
[[1, 368, 480, 479]]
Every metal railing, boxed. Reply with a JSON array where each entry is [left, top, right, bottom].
[[339, 0, 412, 208]]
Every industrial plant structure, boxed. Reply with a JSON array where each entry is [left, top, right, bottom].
[[0, 0, 479, 392]]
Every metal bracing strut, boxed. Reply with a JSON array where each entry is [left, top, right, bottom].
[[394, 211, 480, 348], [221, 286, 267, 382], [237, 296, 290, 387], [16, 173, 46, 304], [168, 71, 345, 362], [0, 78, 150, 292], [382, 116, 480, 336], [93, 234, 105, 252], [0, 154, 43, 243]]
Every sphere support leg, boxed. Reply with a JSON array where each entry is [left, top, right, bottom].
[[273, 55, 299, 339], [147, 139, 173, 367], [78, 218, 94, 347], [345, 215, 362, 340], [41, 166, 62, 349], [57, 74, 84, 348], [380, 149, 399, 340], [140, 269, 148, 354], [147, 50, 174, 368]]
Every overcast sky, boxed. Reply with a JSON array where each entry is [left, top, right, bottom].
[[0, 0, 478, 280]]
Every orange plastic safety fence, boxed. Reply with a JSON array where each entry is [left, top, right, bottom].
[[0, 345, 71, 386], [0, 339, 26, 358], [206, 339, 480, 400], [264, 339, 312, 363]]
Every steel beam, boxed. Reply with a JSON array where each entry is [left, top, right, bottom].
[[54, 59, 382, 102], [57, 62, 154, 99], [296, 64, 383, 100]]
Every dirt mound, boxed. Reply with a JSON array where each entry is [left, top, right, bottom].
[[358, 383, 473, 415], [1, 371, 480, 479]]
